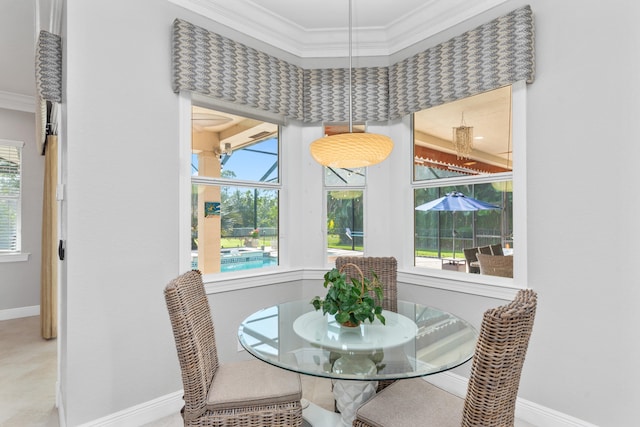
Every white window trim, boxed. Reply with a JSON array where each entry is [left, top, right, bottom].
[[178, 92, 293, 290], [178, 80, 527, 297], [178, 92, 192, 274], [406, 81, 527, 295], [323, 186, 366, 268], [0, 252, 30, 263], [511, 80, 528, 286], [0, 139, 25, 259]]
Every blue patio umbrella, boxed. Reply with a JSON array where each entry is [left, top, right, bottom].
[[415, 191, 500, 259]]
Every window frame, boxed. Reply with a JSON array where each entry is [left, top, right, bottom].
[[409, 81, 527, 291], [325, 187, 366, 266], [190, 114, 282, 277], [321, 123, 369, 265], [0, 139, 27, 262], [179, 92, 290, 287]]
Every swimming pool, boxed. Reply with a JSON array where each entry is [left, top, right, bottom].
[[191, 248, 278, 272], [221, 256, 277, 272]]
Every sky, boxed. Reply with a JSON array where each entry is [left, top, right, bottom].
[[192, 137, 278, 182]]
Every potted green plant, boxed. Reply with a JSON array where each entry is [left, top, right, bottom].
[[245, 228, 260, 247], [311, 263, 386, 327]]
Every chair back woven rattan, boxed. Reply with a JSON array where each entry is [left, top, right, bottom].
[[165, 270, 218, 422], [462, 288, 536, 426], [335, 256, 397, 312], [164, 270, 302, 426], [353, 289, 537, 427], [334, 257, 398, 393]]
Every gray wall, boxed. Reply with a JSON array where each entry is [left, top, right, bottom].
[[0, 108, 43, 313], [10, 0, 638, 426]]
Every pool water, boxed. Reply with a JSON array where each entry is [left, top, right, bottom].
[[191, 249, 278, 272], [221, 256, 278, 272]]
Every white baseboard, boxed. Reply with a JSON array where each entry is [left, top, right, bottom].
[[0, 305, 39, 321], [423, 369, 469, 398], [515, 398, 599, 427], [76, 391, 183, 427], [425, 371, 598, 427], [57, 383, 66, 427]]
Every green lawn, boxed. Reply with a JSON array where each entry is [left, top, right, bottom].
[[219, 235, 451, 259]]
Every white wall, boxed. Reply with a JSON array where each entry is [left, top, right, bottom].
[[515, 1, 639, 424], [58, 0, 639, 425], [62, 1, 184, 424], [398, 1, 640, 425], [0, 108, 43, 315]]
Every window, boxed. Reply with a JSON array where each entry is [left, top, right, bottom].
[[190, 106, 280, 274], [0, 140, 23, 253], [324, 123, 366, 264], [413, 86, 515, 277]]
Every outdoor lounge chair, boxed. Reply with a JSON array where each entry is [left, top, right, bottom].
[[477, 253, 513, 278], [490, 243, 504, 255], [353, 289, 537, 427], [463, 248, 481, 274], [477, 245, 492, 254], [164, 270, 303, 427]]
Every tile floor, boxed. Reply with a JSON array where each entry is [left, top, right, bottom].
[[0, 316, 58, 427], [0, 316, 336, 427]]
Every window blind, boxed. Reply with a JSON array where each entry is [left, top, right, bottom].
[[0, 142, 22, 252]]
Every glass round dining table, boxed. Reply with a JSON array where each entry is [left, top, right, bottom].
[[238, 300, 478, 426]]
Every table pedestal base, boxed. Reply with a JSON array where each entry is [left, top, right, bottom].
[[332, 379, 378, 426], [301, 399, 342, 427], [331, 354, 379, 426]]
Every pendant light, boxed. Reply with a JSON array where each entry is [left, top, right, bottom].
[[309, 0, 393, 168], [452, 112, 473, 159]]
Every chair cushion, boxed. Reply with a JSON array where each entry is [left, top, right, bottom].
[[355, 378, 463, 427], [206, 359, 302, 410]]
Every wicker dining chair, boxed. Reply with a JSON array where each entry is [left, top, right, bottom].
[[330, 257, 399, 406], [477, 253, 514, 278], [164, 270, 303, 427], [335, 256, 397, 313], [353, 289, 537, 427]]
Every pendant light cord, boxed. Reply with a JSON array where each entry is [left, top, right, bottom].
[[308, 0, 393, 168], [348, 0, 353, 133]]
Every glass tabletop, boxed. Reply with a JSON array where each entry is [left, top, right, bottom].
[[238, 300, 477, 381]]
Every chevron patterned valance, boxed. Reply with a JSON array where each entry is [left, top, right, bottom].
[[303, 67, 389, 123], [35, 30, 62, 154], [172, 5, 534, 124], [35, 30, 62, 103], [172, 19, 305, 121], [389, 5, 535, 119]]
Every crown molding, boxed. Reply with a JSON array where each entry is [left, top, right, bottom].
[[169, 0, 507, 58], [0, 91, 35, 113], [385, 0, 510, 55]]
